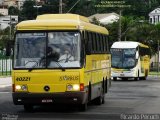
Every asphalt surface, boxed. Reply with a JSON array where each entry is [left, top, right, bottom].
[[0, 76, 160, 120]]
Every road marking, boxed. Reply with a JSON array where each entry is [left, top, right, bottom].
[[0, 92, 11, 93]]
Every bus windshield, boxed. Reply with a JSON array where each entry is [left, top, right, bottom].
[[14, 31, 81, 69], [111, 48, 136, 69]]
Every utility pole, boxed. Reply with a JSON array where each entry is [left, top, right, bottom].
[[9, 15, 12, 40], [59, 0, 63, 13], [118, 10, 122, 41], [158, 40, 160, 75], [67, 0, 81, 13]]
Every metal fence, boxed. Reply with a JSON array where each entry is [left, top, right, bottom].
[[150, 62, 160, 72], [0, 50, 12, 76], [0, 57, 12, 76]]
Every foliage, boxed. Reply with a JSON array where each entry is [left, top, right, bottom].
[[1, 0, 160, 55], [0, 27, 11, 50], [20, 0, 37, 20], [8, 6, 19, 15]]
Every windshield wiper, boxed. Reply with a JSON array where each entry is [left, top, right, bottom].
[[54, 61, 65, 71], [40, 56, 65, 71], [25, 61, 39, 72], [111, 65, 122, 69]]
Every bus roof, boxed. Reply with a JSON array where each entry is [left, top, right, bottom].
[[111, 41, 149, 49], [16, 14, 108, 35]]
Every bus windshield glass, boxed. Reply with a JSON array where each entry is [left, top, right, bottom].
[[14, 31, 81, 69], [111, 48, 136, 69]]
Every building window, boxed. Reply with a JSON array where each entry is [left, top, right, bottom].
[[154, 17, 155, 24], [150, 18, 152, 23]]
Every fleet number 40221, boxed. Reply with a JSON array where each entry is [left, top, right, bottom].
[[16, 77, 31, 81]]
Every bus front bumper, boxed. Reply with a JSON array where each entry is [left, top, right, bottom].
[[12, 92, 87, 105], [111, 71, 136, 78]]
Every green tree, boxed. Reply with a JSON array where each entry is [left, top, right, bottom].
[[149, 23, 160, 55], [0, 27, 10, 50], [20, 0, 37, 21], [8, 6, 19, 15]]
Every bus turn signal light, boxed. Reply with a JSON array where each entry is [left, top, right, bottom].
[[80, 83, 84, 91]]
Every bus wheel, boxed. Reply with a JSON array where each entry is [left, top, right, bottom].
[[134, 77, 139, 81], [79, 102, 87, 111], [102, 94, 105, 104], [135, 70, 139, 81], [113, 77, 117, 81], [24, 105, 33, 112], [144, 70, 148, 80], [140, 77, 146, 80], [122, 78, 128, 81], [94, 88, 104, 105]]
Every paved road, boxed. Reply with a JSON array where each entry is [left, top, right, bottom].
[[0, 76, 160, 120]]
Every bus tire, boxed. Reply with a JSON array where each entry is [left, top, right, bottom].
[[24, 105, 33, 112], [79, 102, 87, 111], [144, 70, 148, 80], [102, 80, 105, 104], [94, 87, 104, 105], [105, 78, 108, 93], [113, 77, 117, 81], [139, 76, 146, 80], [134, 70, 139, 81], [88, 82, 91, 101], [122, 78, 128, 81], [109, 78, 112, 87]]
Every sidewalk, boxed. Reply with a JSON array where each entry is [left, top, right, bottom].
[[0, 77, 12, 87]]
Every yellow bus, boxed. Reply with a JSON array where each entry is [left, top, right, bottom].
[[110, 41, 150, 81], [8, 14, 111, 111]]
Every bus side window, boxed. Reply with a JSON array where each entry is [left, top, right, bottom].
[[105, 36, 109, 53], [88, 32, 93, 53], [96, 33, 100, 53], [99, 34, 103, 52], [85, 31, 92, 55], [102, 35, 106, 53], [93, 33, 97, 53]]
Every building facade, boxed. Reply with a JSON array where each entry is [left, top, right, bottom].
[[88, 13, 119, 25], [0, 15, 18, 30], [149, 8, 160, 24], [0, 6, 8, 15], [0, 0, 4, 5]]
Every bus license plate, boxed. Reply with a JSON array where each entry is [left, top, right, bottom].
[[41, 99, 53, 103], [120, 74, 124, 77]]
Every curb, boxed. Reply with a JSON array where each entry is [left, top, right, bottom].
[[0, 84, 11, 88], [0, 77, 12, 88]]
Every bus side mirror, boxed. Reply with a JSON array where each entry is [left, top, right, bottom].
[[136, 51, 139, 59], [85, 40, 92, 55], [6, 40, 14, 56]]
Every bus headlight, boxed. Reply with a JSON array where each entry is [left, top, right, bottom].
[[67, 84, 80, 91], [21, 85, 27, 91], [67, 84, 73, 91], [73, 84, 80, 90], [15, 85, 28, 91], [15, 85, 21, 90]]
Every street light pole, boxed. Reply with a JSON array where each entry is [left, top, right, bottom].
[[9, 15, 12, 40], [158, 39, 160, 75], [59, 0, 63, 13], [118, 10, 122, 41]]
